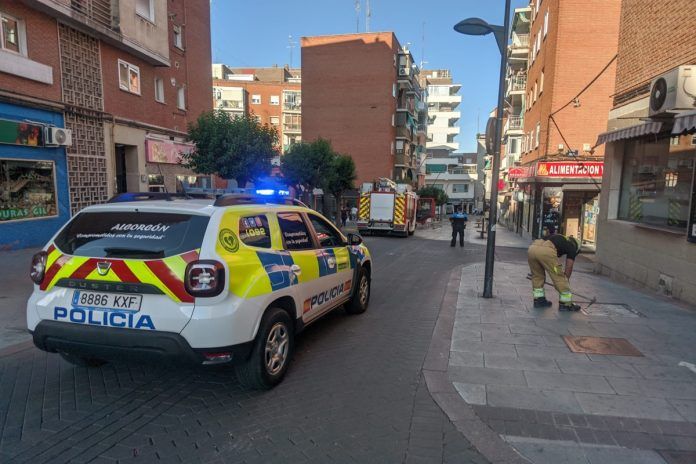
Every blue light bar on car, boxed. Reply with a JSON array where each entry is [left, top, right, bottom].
[[255, 189, 290, 196]]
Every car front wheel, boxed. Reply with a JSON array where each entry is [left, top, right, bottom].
[[346, 267, 370, 314], [235, 307, 294, 390]]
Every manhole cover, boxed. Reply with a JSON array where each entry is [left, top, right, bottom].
[[584, 303, 643, 318], [563, 336, 643, 356]]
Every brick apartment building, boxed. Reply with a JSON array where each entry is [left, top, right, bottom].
[[0, 0, 212, 250], [594, 0, 696, 304], [301, 32, 426, 188], [509, 0, 621, 248], [212, 65, 301, 167]]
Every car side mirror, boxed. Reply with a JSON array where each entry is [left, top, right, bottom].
[[347, 233, 363, 246]]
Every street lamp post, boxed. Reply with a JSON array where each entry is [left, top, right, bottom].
[[454, 0, 512, 298]]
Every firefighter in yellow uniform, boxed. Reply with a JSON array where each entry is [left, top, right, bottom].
[[527, 234, 581, 311]]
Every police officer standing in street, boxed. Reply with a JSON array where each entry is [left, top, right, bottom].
[[527, 234, 581, 311], [450, 207, 468, 247]]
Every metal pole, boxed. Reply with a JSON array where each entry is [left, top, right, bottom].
[[482, 0, 511, 298]]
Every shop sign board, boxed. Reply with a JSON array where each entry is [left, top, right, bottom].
[[508, 167, 532, 179], [536, 162, 604, 178], [0, 119, 44, 147], [145, 139, 194, 164]]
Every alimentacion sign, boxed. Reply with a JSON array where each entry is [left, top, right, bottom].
[[536, 162, 604, 178]]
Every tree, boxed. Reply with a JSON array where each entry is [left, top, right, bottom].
[[183, 110, 278, 188], [323, 154, 357, 226], [280, 138, 335, 201], [417, 186, 449, 206]]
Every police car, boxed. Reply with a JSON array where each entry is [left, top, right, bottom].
[[27, 191, 372, 389]]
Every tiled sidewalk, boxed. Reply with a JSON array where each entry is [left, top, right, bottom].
[[448, 261, 696, 464]]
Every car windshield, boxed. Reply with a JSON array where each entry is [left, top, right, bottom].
[[54, 211, 210, 258]]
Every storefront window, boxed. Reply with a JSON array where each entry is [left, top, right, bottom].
[[148, 174, 164, 192], [0, 159, 57, 222], [618, 137, 695, 230]]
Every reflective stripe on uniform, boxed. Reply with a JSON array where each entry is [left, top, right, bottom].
[[559, 292, 573, 303], [533, 288, 545, 298]]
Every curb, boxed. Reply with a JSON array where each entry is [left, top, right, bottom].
[[422, 264, 529, 464]]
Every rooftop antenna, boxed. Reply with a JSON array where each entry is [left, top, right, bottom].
[[354, 0, 360, 33], [287, 35, 297, 68], [365, 0, 371, 32]]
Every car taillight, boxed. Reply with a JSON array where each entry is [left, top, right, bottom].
[[185, 260, 225, 297], [30, 251, 48, 285]]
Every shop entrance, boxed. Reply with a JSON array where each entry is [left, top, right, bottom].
[[114, 144, 138, 193], [562, 190, 599, 247]]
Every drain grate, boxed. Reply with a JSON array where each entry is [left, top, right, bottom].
[[563, 336, 643, 356], [583, 303, 644, 318]]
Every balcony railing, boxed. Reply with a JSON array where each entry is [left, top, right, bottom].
[[219, 100, 243, 109], [68, 0, 116, 31], [508, 75, 527, 92], [283, 123, 301, 132], [506, 116, 524, 131], [283, 101, 301, 111], [511, 33, 529, 49]]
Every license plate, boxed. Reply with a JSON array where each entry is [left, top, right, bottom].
[[371, 222, 391, 229], [72, 290, 142, 312]]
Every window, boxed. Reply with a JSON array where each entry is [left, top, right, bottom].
[[176, 175, 211, 192], [251, 94, 261, 105], [536, 32, 542, 56], [270, 95, 280, 105], [0, 159, 58, 222], [535, 123, 541, 148], [154, 77, 164, 103], [392, 114, 395, 127], [55, 212, 209, 258], [390, 141, 394, 155], [277, 212, 313, 250], [239, 215, 272, 248], [540, 70, 544, 94], [177, 86, 186, 110], [173, 25, 183, 50], [147, 174, 164, 192], [509, 137, 520, 154], [533, 81, 538, 102], [452, 184, 469, 193], [692, 135, 696, 146], [392, 83, 397, 98], [308, 214, 345, 248], [618, 137, 695, 230], [1, 12, 22, 54], [432, 184, 444, 191], [118, 60, 140, 94], [670, 136, 680, 146], [270, 116, 279, 126], [136, 0, 154, 21], [543, 10, 549, 38]]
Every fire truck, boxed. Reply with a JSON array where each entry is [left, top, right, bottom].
[[357, 178, 418, 237]]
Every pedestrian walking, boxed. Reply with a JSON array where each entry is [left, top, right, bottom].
[[350, 204, 358, 221], [527, 234, 581, 311], [341, 207, 348, 227], [449, 207, 468, 247]]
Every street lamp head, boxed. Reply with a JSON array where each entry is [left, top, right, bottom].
[[453, 18, 495, 36]]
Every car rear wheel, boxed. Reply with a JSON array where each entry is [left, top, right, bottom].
[[235, 307, 294, 390], [346, 267, 370, 314], [59, 352, 106, 367]]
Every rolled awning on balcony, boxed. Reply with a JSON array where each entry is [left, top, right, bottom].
[[595, 121, 663, 146], [672, 110, 696, 134]]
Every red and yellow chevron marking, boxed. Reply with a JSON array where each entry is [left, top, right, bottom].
[[394, 194, 406, 225], [40, 246, 199, 303], [358, 194, 370, 220]]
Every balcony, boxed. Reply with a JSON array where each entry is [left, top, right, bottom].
[[283, 101, 301, 112], [396, 126, 414, 140], [67, 0, 114, 30], [510, 33, 529, 50], [283, 123, 301, 134], [505, 116, 524, 134], [218, 100, 244, 110], [507, 75, 527, 95]]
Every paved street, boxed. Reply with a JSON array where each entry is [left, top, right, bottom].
[[0, 228, 488, 464]]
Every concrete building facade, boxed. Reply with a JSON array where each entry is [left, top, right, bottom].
[[510, 0, 621, 248], [595, 0, 696, 305], [301, 32, 425, 187], [0, 0, 213, 250]]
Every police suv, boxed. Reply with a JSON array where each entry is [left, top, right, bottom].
[[27, 192, 372, 389]]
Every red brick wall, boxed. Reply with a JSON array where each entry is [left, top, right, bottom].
[[0, 3, 61, 103], [522, 0, 620, 164], [614, 0, 696, 101], [101, 0, 212, 133], [301, 33, 398, 186]]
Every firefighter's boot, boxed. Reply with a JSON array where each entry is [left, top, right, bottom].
[[533, 297, 553, 308], [559, 302, 581, 312]]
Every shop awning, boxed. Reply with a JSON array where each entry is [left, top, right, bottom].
[[672, 110, 696, 135], [595, 121, 663, 146]]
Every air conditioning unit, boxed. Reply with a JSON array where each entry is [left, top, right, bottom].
[[398, 67, 410, 77], [649, 65, 696, 117], [45, 127, 72, 146]]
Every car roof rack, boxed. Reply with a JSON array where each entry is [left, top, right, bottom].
[[107, 192, 216, 203], [213, 193, 307, 208]]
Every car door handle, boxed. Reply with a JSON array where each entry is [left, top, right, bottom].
[[290, 264, 301, 275]]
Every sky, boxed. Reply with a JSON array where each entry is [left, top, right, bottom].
[[210, 0, 528, 153]]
